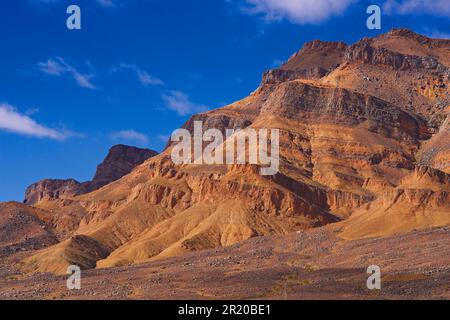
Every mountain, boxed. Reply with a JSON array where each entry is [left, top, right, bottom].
[[0, 202, 58, 257], [19, 145, 158, 240], [2, 29, 449, 275], [24, 144, 158, 205]]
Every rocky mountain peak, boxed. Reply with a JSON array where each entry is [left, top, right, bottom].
[[24, 144, 158, 205], [300, 39, 348, 52], [90, 144, 158, 190], [10, 29, 450, 277], [384, 28, 430, 41]]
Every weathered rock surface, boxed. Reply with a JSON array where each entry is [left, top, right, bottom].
[[24, 145, 158, 205], [84, 144, 159, 193], [0, 202, 58, 256], [2, 29, 449, 275]]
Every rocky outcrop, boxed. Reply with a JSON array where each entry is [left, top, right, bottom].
[[417, 113, 450, 173], [340, 166, 450, 239], [24, 145, 158, 205], [23, 234, 110, 273], [382, 28, 450, 48], [11, 29, 450, 274], [81, 144, 158, 193], [281, 40, 347, 75]]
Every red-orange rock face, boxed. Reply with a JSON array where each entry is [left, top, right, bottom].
[[24, 144, 158, 205], [3, 29, 449, 274]]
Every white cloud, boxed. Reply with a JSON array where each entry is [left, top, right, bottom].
[[96, 0, 118, 7], [38, 57, 96, 89], [111, 63, 164, 86], [111, 130, 149, 145], [161, 91, 208, 116], [0, 103, 69, 140], [240, 0, 355, 24], [383, 0, 450, 16]]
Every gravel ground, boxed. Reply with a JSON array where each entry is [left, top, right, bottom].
[[1, 226, 449, 300]]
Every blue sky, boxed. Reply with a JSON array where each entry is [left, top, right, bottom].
[[0, 0, 449, 201]]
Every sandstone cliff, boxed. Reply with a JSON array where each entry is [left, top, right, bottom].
[[24, 145, 158, 205]]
